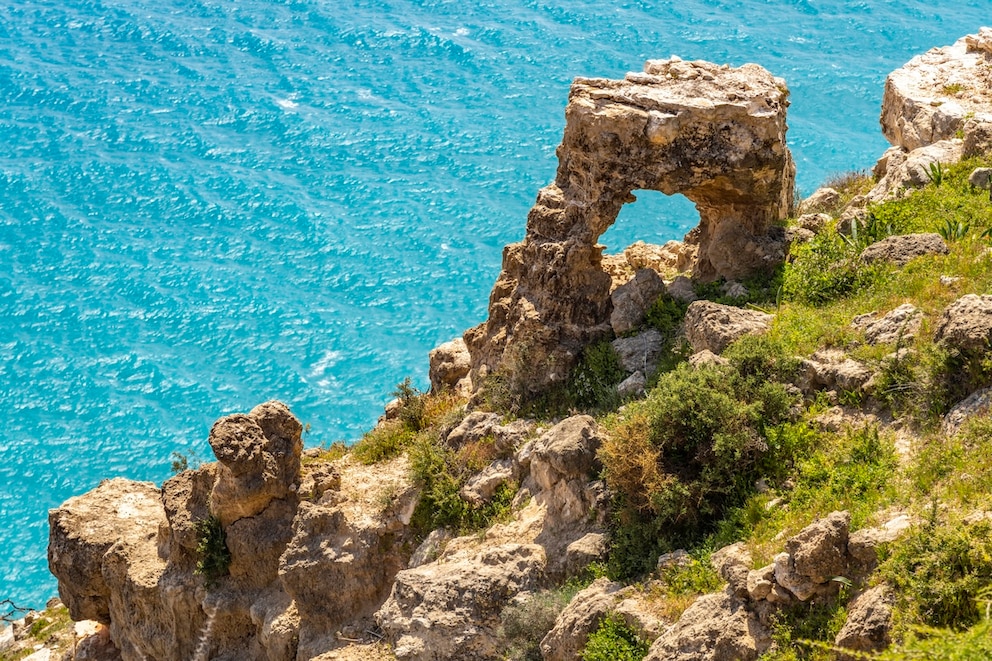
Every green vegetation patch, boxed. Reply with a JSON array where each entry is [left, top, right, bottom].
[[195, 515, 231, 588], [581, 614, 650, 661]]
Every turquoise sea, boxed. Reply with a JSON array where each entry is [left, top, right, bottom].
[[1, 0, 987, 608]]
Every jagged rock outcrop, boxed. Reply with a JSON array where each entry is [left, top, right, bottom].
[[683, 300, 773, 354], [465, 57, 794, 394], [880, 28, 992, 155], [428, 338, 472, 395], [834, 585, 895, 657], [49, 401, 421, 661], [540, 578, 624, 661], [375, 415, 609, 660], [868, 140, 964, 201]]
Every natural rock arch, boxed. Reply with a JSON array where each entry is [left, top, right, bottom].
[[465, 57, 795, 393]]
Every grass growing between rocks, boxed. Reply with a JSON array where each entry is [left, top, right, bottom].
[[580, 614, 650, 661]]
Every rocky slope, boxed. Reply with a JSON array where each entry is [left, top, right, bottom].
[[26, 27, 992, 661]]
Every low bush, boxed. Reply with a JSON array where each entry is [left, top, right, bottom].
[[408, 432, 516, 535], [581, 614, 649, 661], [601, 354, 797, 579], [881, 517, 992, 631], [194, 515, 231, 588], [499, 582, 587, 661]]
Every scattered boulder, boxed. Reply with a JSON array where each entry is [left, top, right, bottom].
[[617, 371, 647, 397], [624, 240, 695, 274], [798, 187, 841, 214], [867, 140, 963, 202], [969, 167, 992, 191], [934, 293, 992, 351], [796, 213, 831, 233], [943, 387, 992, 436], [851, 304, 922, 345], [644, 591, 770, 661], [667, 275, 698, 303], [540, 578, 624, 661], [612, 329, 665, 375], [683, 300, 773, 354], [688, 349, 729, 368], [859, 233, 948, 266], [834, 585, 895, 657], [611, 269, 668, 335], [799, 349, 873, 395], [428, 338, 472, 395]]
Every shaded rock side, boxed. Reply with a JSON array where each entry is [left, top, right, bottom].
[[859, 233, 948, 266], [540, 578, 624, 661], [465, 57, 794, 394]]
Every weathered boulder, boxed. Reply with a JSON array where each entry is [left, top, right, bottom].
[[445, 411, 534, 456], [465, 57, 794, 394], [612, 329, 665, 375], [867, 140, 963, 201], [428, 337, 472, 395], [644, 591, 771, 661], [798, 187, 840, 214], [711, 543, 752, 599], [834, 585, 895, 657], [851, 304, 922, 345], [934, 294, 992, 351], [943, 387, 992, 436], [684, 300, 773, 354], [798, 349, 873, 394], [529, 416, 603, 494], [48, 479, 166, 625], [540, 578, 624, 661], [797, 212, 831, 233], [881, 28, 992, 153], [970, 167, 992, 191], [377, 544, 547, 660], [611, 269, 667, 335], [208, 401, 303, 527], [859, 233, 948, 266]]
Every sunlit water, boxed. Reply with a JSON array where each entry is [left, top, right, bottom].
[[0, 0, 986, 607]]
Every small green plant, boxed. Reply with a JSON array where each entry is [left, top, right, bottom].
[[926, 161, 945, 186], [938, 218, 970, 241], [581, 614, 649, 661], [170, 449, 203, 474], [499, 582, 588, 660], [566, 340, 625, 412], [764, 598, 849, 661], [194, 515, 231, 588], [942, 83, 966, 95]]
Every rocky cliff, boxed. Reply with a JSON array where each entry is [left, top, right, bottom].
[[37, 28, 992, 661]]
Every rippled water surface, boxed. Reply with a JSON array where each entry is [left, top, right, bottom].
[[0, 0, 987, 606]]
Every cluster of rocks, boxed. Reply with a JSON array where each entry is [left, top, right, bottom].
[[526, 511, 906, 661], [48, 404, 614, 661]]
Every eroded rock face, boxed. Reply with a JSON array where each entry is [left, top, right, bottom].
[[465, 57, 794, 393], [49, 479, 166, 625], [540, 578, 624, 661], [644, 591, 769, 661], [881, 28, 992, 154], [851, 304, 922, 345]]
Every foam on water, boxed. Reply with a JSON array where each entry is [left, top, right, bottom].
[[0, 0, 987, 606]]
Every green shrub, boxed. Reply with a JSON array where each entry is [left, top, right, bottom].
[[763, 598, 849, 661], [194, 515, 231, 588], [408, 433, 516, 535], [500, 582, 587, 661], [881, 518, 992, 631], [875, 618, 992, 660], [783, 229, 880, 306], [600, 360, 796, 579], [567, 340, 626, 412], [581, 614, 649, 661]]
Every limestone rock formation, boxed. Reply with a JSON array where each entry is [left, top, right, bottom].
[[465, 57, 794, 394], [834, 585, 895, 657], [611, 269, 668, 335], [859, 233, 948, 266], [798, 349, 873, 395], [868, 140, 964, 202], [540, 578, 624, 661], [880, 28, 992, 154], [428, 338, 472, 395], [851, 304, 922, 345], [934, 293, 992, 351], [683, 300, 773, 354], [644, 591, 769, 661], [49, 402, 421, 661], [943, 387, 992, 436]]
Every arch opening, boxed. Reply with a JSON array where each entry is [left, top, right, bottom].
[[598, 190, 699, 256]]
